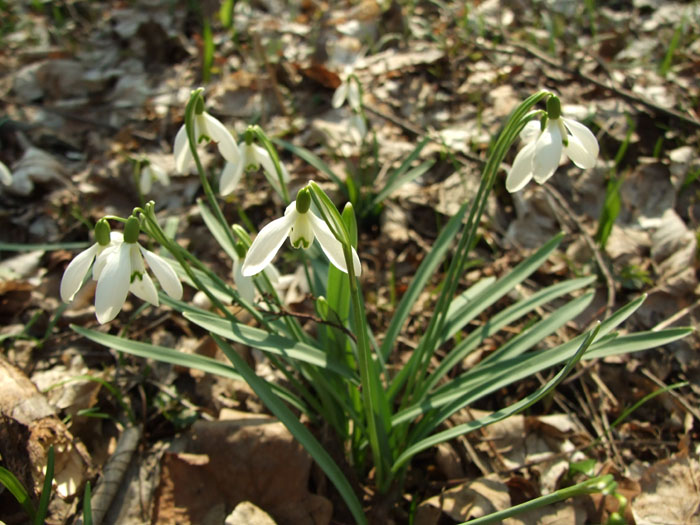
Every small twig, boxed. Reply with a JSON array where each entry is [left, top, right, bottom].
[[486, 41, 700, 129], [261, 301, 358, 343], [640, 368, 700, 423], [87, 425, 142, 525], [651, 296, 700, 331]]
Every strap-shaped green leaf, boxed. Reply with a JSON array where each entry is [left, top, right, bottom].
[[184, 311, 358, 381], [0, 466, 35, 521], [391, 325, 601, 471]]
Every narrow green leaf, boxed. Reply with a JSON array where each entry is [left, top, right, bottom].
[[83, 481, 93, 525], [392, 325, 599, 471], [211, 334, 367, 525], [184, 311, 358, 380], [0, 466, 36, 521], [35, 446, 54, 525], [70, 324, 307, 413], [370, 159, 435, 208], [273, 138, 346, 194]]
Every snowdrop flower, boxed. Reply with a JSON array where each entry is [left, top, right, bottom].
[[220, 138, 289, 196], [242, 187, 361, 277], [91, 216, 183, 323], [332, 68, 362, 111], [0, 160, 11, 186], [231, 241, 281, 303], [506, 96, 599, 193], [60, 219, 122, 304], [173, 105, 239, 173], [139, 160, 170, 194]]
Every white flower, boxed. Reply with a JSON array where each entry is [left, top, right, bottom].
[[220, 142, 289, 196], [92, 240, 183, 324], [506, 101, 599, 193], [139, 162, 170, 194], [332, 69, 361, 111], [242, 200, 361, 277], [232, 257, 280, 303], [173, 111, 240, 173], [0, 160, 11, 186], [60, 231, 123, 303]]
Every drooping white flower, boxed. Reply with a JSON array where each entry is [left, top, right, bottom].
[[506, 96, 599, 193], [173, 110, 240, 173], [139, 161, 170, 194], [220, 141, 289, 196], [332, 68, 362, 111], [91, 217, 183, 324], [232, 255, 280, 304], [0, 160, 12, 186], [241, 189, 361, 277], [60, 220, 122, 304]]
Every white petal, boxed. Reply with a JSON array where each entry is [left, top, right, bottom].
[[289, 212, 314, 248], [348, 81, 361, 110], [233, 259, 256, 303], [173, 124, 193, 173], [140, 246, 183, 300], [253, 144, 275, 177], [308, 212, 361, 276], [563, 118, 599, 160], [60, 244, 99, 302], [519, 120, 542, 143], [201, 112, 239, 164], [506, 141, 537, 193], [532, 122, 562, 184], [149, 163, 170, 185], [127, 245, 159, 306], [241, 209, 296, 276], [129, 271, 159, 305], [0, 161, 12, 186], [219, 161, 244, 196], [95, 243, 132, 323], [332, 83, 348, 108], [139, 168, 152, 194], [565, 133, 597, 169]]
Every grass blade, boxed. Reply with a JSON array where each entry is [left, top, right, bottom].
[[0, 467, 36, 521]]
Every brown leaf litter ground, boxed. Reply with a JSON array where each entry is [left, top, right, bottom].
[[1, 1, 699, 524]]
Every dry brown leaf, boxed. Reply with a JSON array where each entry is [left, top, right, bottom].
[[151, 409, 332, 525], [631, 453, 700, 524]]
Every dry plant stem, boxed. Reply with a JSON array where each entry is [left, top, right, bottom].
[[489, 40, 700, 129], [89, 425, 142, 525], [651, 296, 700, 331], [641, 367, 700, 423], [543, 184, 616, 318]]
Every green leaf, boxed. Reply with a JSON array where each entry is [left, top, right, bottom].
[[35, 445, 54, 525], [0, 466, 36, 521], [70, 324, 307, 413], [273, 138, 346, 194], [83, 481, 93, 525], [183, 311, 358, 380], [392, 325, 600, 471], [211, 334, 367, 525], [370, 159, 435, 208]]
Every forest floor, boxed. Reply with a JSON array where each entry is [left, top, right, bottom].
[[1, 1, 699, 524]]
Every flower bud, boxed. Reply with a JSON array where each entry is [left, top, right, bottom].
[[546, 95, 561, 120], [124, 216, 141, 243], [94, 219, 111, 246], [295, 187, 312, 214]]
